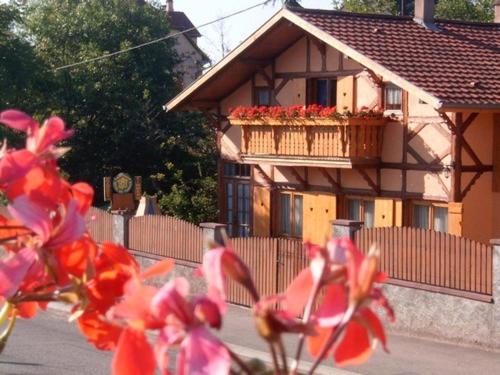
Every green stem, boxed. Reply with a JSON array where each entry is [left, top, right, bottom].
[[0, 314, 16, 355]]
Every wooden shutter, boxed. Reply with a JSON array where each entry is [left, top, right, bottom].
[[494, 114, 500, 192], [374, 198, 403, 227], [303, 192, 337, 244], [448, 202, 463, 236], [253, 186, 271, 237], [336, 75, 354, 112]]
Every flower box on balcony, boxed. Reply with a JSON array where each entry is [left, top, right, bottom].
[[228, 117, 388, 127]]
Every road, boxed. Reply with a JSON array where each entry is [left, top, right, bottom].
[[1, 306, 500, 375]]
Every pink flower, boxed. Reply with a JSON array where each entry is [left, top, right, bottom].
[[0, 247, 37, 300], [150, 278, 231, 375], [202, 246, 257, 312]]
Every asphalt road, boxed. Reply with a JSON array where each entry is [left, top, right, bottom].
[[1, 306, 500, 375], [0, 309, 112, 375]]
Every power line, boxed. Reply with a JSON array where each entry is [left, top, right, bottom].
[[54, 0, 273, 72]]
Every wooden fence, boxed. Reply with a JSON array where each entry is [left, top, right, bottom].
[[86, 207, 114, 243], [227, 237, 305, 306], [128, 215, 203, 263], [355, 227, 493, 300]]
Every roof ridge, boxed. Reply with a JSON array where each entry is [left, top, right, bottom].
[[289, 6, 500, 28], [287, 6, 413, 22]]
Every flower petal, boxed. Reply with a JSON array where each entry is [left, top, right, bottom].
[[112, 328, 156, 375], [8, 195, 51, 242], [0, 248, 37, 299], [177, 327, 230, 375], [284, 268, 313, 317], [0, 110, 37, 132], [334, 321, 372, 367]]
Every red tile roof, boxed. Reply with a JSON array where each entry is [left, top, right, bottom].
[[290, 7, 500, 107]]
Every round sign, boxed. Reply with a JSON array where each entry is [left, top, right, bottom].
[[112, 173, 133, 194]]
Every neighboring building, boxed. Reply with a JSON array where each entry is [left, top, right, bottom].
[[164, 0, 210, 88], [166, 0, 500, 244]]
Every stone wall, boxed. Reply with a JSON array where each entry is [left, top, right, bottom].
[[130, 250, 206, 295], [378, 242, 500, 350]]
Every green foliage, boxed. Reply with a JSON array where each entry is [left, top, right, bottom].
[[435, 0, 493, 22], [0, 3, 51, 145], [332, 0, 495, 21], [332, 0, 397, 14], [3, 0, 219, 223]]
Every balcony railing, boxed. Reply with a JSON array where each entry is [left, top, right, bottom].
[[229, 117, 387, 163]]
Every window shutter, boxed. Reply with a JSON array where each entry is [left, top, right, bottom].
[[336, 76, 354, 112], [448, 202, 463, 236], [374, 198, 393, 227], [253, 186, 271, 237], [303, 192, 337, 243]]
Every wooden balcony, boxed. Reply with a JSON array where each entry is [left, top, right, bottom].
[[230, 117, 387, 167]]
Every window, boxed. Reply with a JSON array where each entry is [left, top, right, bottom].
[[307, 78, 337, 107], [385, 83, 402, 111], [279, 193, 303, 237], [346, 198, 375, 228], [412, 202, 448, 233], [224, 162, 251, 178], [224, 162, 251, 237], [255, 87, 271, 106]]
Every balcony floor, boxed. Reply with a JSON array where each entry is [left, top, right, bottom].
[[240, 154, 380, 168]]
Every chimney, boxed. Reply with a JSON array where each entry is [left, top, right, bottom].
[[166, 0, 174, 13], [495, 0, 500, 23], [414, 0, 435, 26]]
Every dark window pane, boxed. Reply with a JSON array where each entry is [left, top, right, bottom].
[[280, 194, 291, 235], [256, 88, 270, 106], [413, 205, 429, 229], [347, 200, 361, 221], [364, 201, 375, 228], [294, 195, 303, 237], [316, 80, 328, 107], [385, 83, 402, 110], [330, 79, 337, 106], [433, 207, 448, 233]]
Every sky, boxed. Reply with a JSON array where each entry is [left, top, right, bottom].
[[172, 0, 334, 63]]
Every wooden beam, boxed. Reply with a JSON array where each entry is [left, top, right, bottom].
[[357, 168, 379, 194], [407, 123, 426, 141], [257, 67, 273, 87], [440, 112, 483, 167], [461, 171, 483, 200], [319, 168, 341, 191], [254, 165, 275, 188], [274, 69, 362, 79], [274, 77, 290, 95], [431, 146, 451, 164], [290, 167, 307, 188], [459, 112, 479, 134], [407, 146, 429, 166], [451, 112, 463, 201]]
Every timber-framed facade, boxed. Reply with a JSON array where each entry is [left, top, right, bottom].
[[166, 4, 500, 245]]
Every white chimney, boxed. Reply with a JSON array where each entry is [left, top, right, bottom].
[[414, 0, 435, 26], [166, 0, 174, 13], [495, 0, 500, 23]]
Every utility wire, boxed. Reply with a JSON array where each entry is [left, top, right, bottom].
[[54, 0, 273, 72]]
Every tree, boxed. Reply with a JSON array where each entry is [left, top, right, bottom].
[[23, 0, 217, 223], [0, 3, 51, 133], [332, 0, 495, 21]]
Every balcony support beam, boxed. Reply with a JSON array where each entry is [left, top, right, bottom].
[[319, 168, 341, 192], [357, 168, 380, 195]]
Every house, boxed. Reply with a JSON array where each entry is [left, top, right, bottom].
[[165, 0, 500, 245], [164, 0, 210, 88]]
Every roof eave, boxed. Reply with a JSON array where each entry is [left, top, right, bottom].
[[165, 8, 288, 112], [438, 103, 500, 112]]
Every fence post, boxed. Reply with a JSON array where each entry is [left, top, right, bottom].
[[491, 240, 500, 302], [490, 240, 500, 346], [199, 223, 227, 255], [331, 219, 364, 241], [112, 213, 132, 248]]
